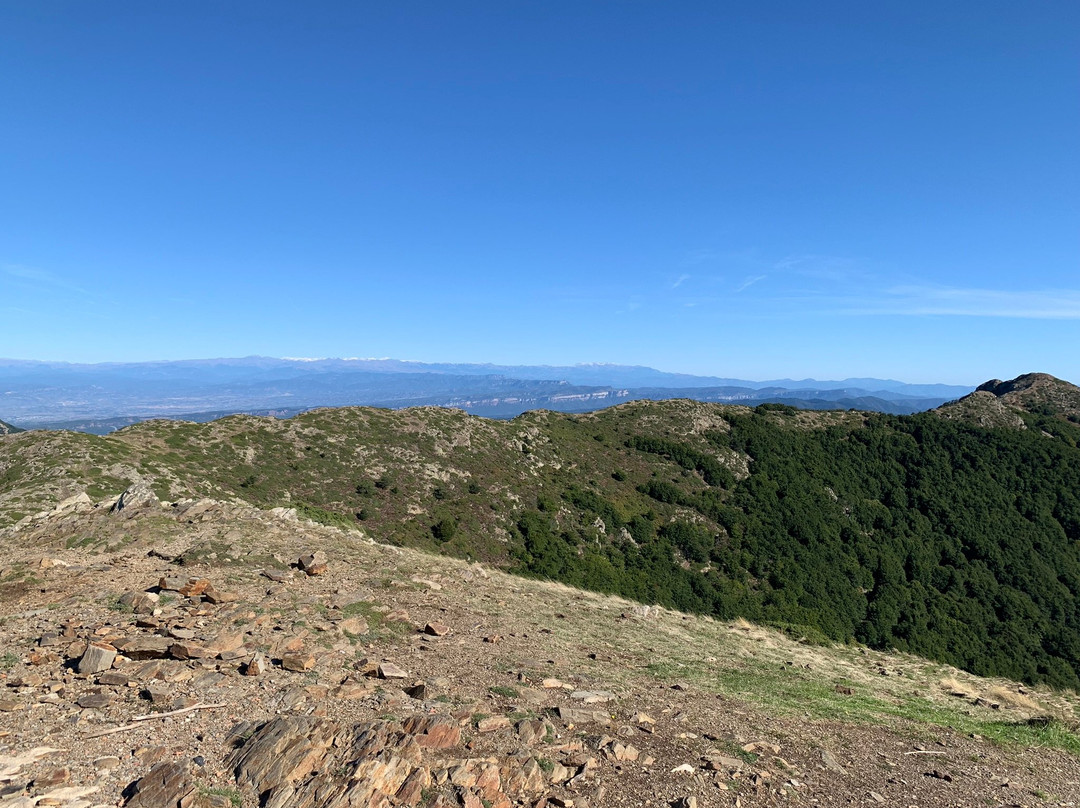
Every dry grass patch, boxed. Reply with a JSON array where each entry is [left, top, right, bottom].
[[940, 676, 979, 699], [984, 685, 1044, 713]]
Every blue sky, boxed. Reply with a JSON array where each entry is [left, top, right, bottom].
[[1, 2, 1077, 384]]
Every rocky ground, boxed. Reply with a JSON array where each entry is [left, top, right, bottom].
[[1, 488, 1078, 808]]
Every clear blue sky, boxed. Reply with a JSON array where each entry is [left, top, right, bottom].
[[2, 2, 1077, 384]]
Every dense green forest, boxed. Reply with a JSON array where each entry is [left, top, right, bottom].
[[512, 407, 1080, 689]]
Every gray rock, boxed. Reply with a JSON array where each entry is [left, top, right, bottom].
[[78, 643, 117, 674], [297, 551, 328, 576], [117, 636, 172, 660], [377, 662, 408, 679], [111, 482, 160, 514], [119, 590, 159, 614], [557, 706, 612, 726], [125, 760, 195, 807], [77, 691, 114, 709], [821, 749, 847, 775]]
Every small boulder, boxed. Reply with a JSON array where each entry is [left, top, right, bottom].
[[203, 585, 238, 604], [339, 617, 369, 635], [297, 551, 328, 576], [178, 578, 211, 598], [377, 662, 408, 679], [117, 636, 172, 660], [282, 653, 317, 672], [243, 653, 267, 677], [78, 643, 117, 674], [111, 482, 159, 514], [119, 590, 160, 615], [77, 691, 113, 709], [169, 642, 212, 660], [55, 491, 92, 513], [477, 715, 511, 733]]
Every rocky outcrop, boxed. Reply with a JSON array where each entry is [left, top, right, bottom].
[[938, 372, 1080, 428], [977, 373, 1060, 397], [934, 390, 1027, 429], [229, 715, 516, 808], [977, 372, 1080, 419], [111, 482, 160, 514], [124, 760, 197, 808]]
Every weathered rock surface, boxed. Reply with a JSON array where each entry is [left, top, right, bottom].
[[111, 482, 160, 514], [297, 550, 328, 576], [125, 760, 195, 807], [229, 715, 512, 808], [0, 493, 1073, 808], [77, 642, 116, 674]]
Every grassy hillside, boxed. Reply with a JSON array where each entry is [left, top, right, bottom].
[[3, 387, 1080, 688]]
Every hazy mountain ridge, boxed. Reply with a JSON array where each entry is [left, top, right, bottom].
[[0, 356, 972, 431]]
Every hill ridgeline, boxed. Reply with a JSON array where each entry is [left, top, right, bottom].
[[2, 373, 1080, 688]]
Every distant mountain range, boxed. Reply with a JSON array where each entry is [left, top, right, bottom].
[[0, 356, 974, 433]]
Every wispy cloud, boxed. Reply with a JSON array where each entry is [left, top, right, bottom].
[[774, 253, 866, 282], [681, 249, 723, 266], [735, 274, 766, 293], [4, 265, 55, 283], [671, 248, 1080, 321], [862, 285, 1080, 319], [2, 264, 89, 296], [671, 273, 690, 289], [774, 282, 1080, 319]]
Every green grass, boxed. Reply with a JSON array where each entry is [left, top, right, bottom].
[[293, 502, 357, 531], [65, 534, 100, 549], [643, 659, 1080, 756], [488, 685, 520, 699], [336, 601, 412, 640], [107, 597, 134, 613]]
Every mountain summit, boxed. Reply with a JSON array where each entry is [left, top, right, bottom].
[[976, 373, 1080, 419], [936, 372, 1080, 428]]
